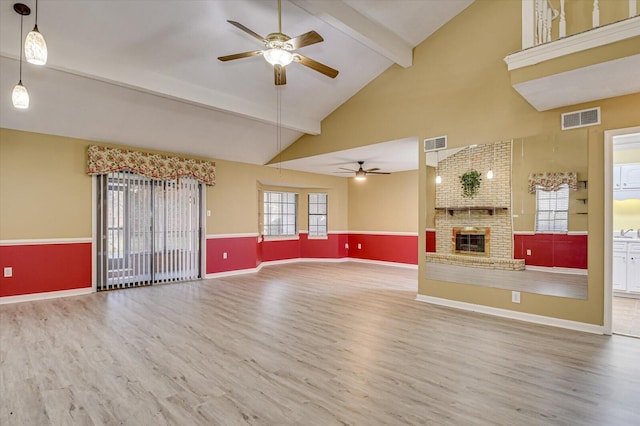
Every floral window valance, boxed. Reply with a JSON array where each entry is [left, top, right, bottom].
[[527, 172, 577, 193], [87, 145, 216, 186]]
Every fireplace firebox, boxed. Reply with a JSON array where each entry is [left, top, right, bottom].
[[452, 227, 490, 256]]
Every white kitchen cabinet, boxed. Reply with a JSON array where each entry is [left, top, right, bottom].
[[614, 165, 622, 190], [613, 249, 628, 291], [627, 243, 640, 292], [613, 240, 640, 294], [620, 164, 640, 190]]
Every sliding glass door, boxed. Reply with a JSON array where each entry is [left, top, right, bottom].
[[97, 172, 201, 290]]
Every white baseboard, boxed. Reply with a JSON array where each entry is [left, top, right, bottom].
[[348, 258, 418, 269], [204, 257, 416, 279], [525, 265, 588, 275], [415, 294, 603, 335], [0, 287, 94, 305]]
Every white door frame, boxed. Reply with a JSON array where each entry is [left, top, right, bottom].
[[603, 125, 640, 335]]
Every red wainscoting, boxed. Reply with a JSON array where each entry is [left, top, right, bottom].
[[261, 238, 301, 262], [0, 242, 92, 297], [514, 233, 588, 269], [300, 233, 349, 259], [426, 230, 436, 253], [206, 236, 259, 274], [348, 233, 418, 265]]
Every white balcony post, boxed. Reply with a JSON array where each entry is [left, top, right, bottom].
[[522, 0, 536, 48], [559, 0, 566, 38], [631, 0, 638, 17], [593, 0, 600, 27]]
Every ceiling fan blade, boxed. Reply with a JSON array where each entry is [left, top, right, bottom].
[[339, 167, 357, 172], [274, 64, 287, 85], [227, 20, 266, 43], [293, 54, 339, 79], [367, 171, 391, 175], [288, 31, 324, 49], [333, 171, 353, 174], [218, 50, 263, 62], [365, 167, 380, 172]]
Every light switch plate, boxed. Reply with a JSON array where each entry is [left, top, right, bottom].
[[4, 267, 13, 278]]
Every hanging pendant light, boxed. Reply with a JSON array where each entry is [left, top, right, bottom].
[[12, 3, 30, 109], [25, 0, 47, 65]]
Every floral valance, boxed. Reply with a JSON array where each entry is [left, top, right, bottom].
[[87, 145, 216, 185], [527, 172, 577, 193]]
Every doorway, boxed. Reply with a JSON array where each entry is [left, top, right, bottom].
[[605, 127, 640, 337], [96, 171, 202, 290]]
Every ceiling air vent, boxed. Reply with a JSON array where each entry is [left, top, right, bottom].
[[424, 135, 447, 152], [561, 107, 600, 130]]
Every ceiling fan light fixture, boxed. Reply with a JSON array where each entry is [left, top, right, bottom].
[[25, 25, 47, 65], [12, 81, 29, 109], [264, 48, 293, 67], [355, 170, 367, 181]]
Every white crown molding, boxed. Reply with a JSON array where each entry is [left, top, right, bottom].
[[0, 238, 92, 246], [504, 16, 640, 71], [415, 294, 603, 334], [0, 287, 94, 305]]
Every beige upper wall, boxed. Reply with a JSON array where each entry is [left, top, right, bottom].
[[278, 0, 640, 325], [0, 128, 349, 239], [348, 170, 418, 233], [0, 129, 92, 239]]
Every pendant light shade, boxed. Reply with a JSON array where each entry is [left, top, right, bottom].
[[12, 81, 29, 109], [25, 26, 47, 65], [13, 3, 31, 109]]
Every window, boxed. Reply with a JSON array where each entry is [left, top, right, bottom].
[[535, 184, 569, 233], [263, 191, 297, 236], [308, 193, 328, 237]]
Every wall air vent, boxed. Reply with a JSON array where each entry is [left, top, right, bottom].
[[424, 135, 447, 152], [561, 107, 600, 130]]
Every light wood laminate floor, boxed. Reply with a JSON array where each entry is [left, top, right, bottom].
[[1, 262, 639, 425], [426, 262, 588, 299], [613, 296, 640, 337]]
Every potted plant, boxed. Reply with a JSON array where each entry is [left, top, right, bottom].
[[459, 170, 482, 198]]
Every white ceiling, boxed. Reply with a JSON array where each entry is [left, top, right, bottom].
[[0, 0, 472, 171]]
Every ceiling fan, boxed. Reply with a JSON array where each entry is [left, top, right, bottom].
[[337, 161, 391, 180], [217, 0, 339, 85]]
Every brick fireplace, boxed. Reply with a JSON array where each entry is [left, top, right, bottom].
[[427, 140, 524, 271]]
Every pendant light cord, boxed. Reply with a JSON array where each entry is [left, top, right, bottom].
[[18, 12, 23, 83]]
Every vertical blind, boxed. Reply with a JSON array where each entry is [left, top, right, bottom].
[[97, 171, 201, 290]]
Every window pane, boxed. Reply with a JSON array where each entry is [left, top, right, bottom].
[[535, 184, 569, 233], [263, 191, 298, 236]]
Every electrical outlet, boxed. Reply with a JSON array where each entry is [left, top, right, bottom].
[[4, 267, 13, 278], [357, 243, 362, 249], [223, 252, 227, 259], [526, 249, 531, 256], [512, 291, 521, 303], [345, 243, 349, 249]]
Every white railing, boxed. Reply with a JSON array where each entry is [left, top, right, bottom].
[[522, 0, 639, 49]]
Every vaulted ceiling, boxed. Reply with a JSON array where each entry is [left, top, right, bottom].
[[0, 0, 473, 172]]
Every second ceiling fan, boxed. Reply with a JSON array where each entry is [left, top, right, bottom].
[[338, 161, 391, 180], [218, 0, 339, 85]]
